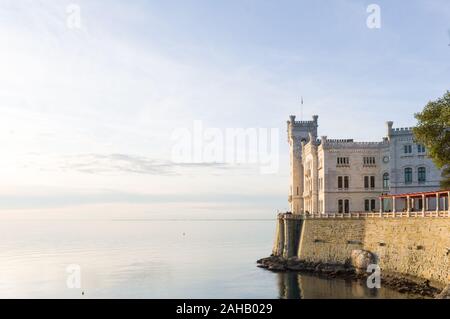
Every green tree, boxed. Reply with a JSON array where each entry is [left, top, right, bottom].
[[413, 91, 450, 189]]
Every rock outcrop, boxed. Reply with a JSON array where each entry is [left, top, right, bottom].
[[350, 249, 377, 270], [435, 285, 450, 299], [257, 256, 441, 298]]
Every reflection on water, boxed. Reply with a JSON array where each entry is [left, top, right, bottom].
[[0, 220, 414, 298], [277, 272, 411, 299]]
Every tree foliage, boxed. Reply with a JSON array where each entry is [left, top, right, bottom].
[[413, 91, 450, 189]]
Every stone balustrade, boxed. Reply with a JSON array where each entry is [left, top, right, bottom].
[[280, 211, 450, 220]]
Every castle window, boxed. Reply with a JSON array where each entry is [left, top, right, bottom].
[[418, 167, 426, 183], [383, 173, 390, 189], [404, 168, 413, 184], [364, 176, 375, 189], [337, 157, 349, 166], [417, 144, 426, 154], [338, 199, 350, 213], [296, 187, 299, 195], [364, 199, 370, 212], [344, 199, 349, 213], [338, 176, 349, 189], [365, 199, 376, 211], [404, 145, 412, 154], [363, 156, 376, 165]]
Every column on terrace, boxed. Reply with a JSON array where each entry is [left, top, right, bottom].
[[406, 195, 410, 213], [379, 197, 383, 213], [421, 194, 425, 213], [448, 192, 450, 212], [436, 193, 439, 212], [425, 196, 429, 212], [392, 196, 396, 213]]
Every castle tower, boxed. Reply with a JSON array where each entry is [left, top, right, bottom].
[[386, 121, 394, 141], [287, 115, 319, 214]]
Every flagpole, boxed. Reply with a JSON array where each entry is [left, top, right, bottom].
[[300, 96, 303, 121]]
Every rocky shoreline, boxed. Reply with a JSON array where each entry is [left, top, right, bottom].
[[257, 255, 447, 299]]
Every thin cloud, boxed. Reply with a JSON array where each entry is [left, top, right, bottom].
[[57, 153, 233, 176]]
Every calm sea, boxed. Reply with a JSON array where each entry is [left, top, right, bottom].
[[0, 219, 410, 298]]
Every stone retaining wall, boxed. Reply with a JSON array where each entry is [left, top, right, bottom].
[[272, 214, 450, 285]]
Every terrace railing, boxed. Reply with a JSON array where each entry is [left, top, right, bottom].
[[280, 211, 450, 220]]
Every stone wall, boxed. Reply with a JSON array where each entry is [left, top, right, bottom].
[[298, 219, 365, 264], [363, 218, 449, 284], [273, 215, 450, 285]]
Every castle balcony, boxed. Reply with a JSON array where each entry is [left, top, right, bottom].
[[379, 189, 450, 215], [279, 190, 450, 220]]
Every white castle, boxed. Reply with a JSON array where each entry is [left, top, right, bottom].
[[287, 115, 442, 214]]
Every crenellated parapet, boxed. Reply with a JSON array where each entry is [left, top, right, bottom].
[[319, 136, 388, 150], [292, 120, 316, 125], [392, 127, 414, 132], [287, 115, 318, 142], [322, 138, 354, 143], [386, 121, 414, 139]]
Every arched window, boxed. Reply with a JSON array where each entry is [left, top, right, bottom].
[[383, 173, 390, 189], [338, 199, 350, 214], [404, 168, 413, 184], [418, 167, 426, 183], [365, 199, 376, 212]]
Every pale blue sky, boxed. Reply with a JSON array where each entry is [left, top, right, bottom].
[[0, 0, 448, 218]]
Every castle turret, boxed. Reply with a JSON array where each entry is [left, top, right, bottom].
[[386, 121, 394, 140], [313, 114, 319, 124], [287, 115, 319, 214], [289, 115, 296, 123]]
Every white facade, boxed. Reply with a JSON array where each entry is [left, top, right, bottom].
[[288, 115, 442, 214]]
